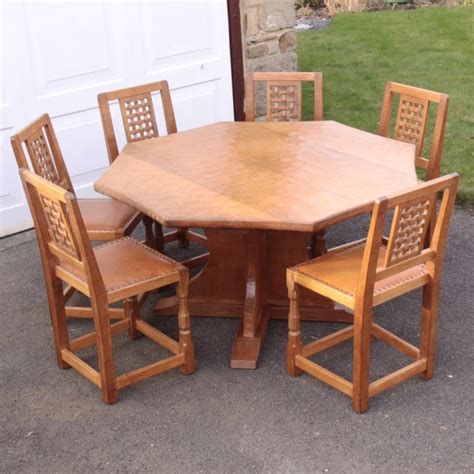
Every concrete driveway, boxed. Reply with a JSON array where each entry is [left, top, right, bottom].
[[1, 209, 473, 473]]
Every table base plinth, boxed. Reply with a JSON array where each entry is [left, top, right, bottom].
[[154, 228, 354, 369]]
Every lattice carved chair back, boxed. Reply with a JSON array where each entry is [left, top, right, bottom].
[[10, 114, 74, 192], [20, 169, 104, 299], [98, 81, 178, 163], [379, 82, 449, 181], [245, 72, 323, 122], [358, 174, 459, 302]]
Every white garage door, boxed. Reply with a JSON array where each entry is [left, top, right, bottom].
[[0, 0, 234, 236]]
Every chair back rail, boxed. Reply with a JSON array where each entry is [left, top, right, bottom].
[[20, 169, 105, 295], [245, 71, 323, 122], [378, 81, 449, 180], [359, 173, 459, 299], [10, 114, 74, 192], [98, 80, 177, 163]]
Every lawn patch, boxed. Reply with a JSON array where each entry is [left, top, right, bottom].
[[297, 7, 474, 205]]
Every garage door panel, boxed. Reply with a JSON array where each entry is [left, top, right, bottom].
[[139, 2, 217, 72], [24, 1, 131, 116], [1, 0, 234, 236], [53, 112, 110, 179], [72, 169, 112, 199], [172, 81, 226, 130]]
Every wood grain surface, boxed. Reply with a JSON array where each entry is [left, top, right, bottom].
[[95, 121, 417, 232]]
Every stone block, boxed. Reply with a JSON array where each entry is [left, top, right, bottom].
[[245, 7, 260, 36], [247, 51, 297, 73], [248, 43, 268, 59], [279, 30, 296, 53], [260, 1, 295, 32], [267, 40, 280, 55]]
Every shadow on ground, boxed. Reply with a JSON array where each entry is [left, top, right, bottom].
[[1, 209, 473, 472]]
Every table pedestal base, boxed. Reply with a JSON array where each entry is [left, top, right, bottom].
[[154, 228, 353, 368]]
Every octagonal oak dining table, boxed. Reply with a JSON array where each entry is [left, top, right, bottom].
[[95, 120, 417, 369]]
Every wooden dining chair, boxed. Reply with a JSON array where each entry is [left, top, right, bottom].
[[10, 114, 144, 242], [286, 173, 459, 413], [246, 71, 325, 256], [98, 80, 190, 249], [20, 169, 195, 404], [379, 81, 449, 181], [10, 114, 153, 320], [245, 71, 323, 122]]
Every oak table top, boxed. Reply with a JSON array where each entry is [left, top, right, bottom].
[[95, 120, 418, 369], [95, 120, 417, 232]]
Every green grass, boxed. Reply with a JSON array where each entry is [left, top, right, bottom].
[[297, 6, 474, 206]]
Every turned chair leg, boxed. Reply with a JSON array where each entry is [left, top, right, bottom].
[[352, 309, 372, 413], [287, 276, 303, 377], [92, 301, 118, 404], [125, 297, 141, 340], [420, 281, 440, 380], [177, 227, 189, 249], [176, 270, 195, 375]]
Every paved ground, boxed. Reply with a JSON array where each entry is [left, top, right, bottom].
[[1, 209, 473, 473]]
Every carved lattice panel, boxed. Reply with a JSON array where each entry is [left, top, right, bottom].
[[394, 94, 429, 156], [40, 195, 79, 259], [119, 93, 159, 143], [25, 131, 61, 185], [266, 81, 302, 122], [384, 197, 434, 267]]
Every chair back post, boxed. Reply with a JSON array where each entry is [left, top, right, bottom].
[[245, 77, 256, 122], [98, 80, 177, 163], [355, 198, 389, 308], [426, 94, 449, 180], [245, 71, 323, 122], [10, 114, 74, 192], [425, 173, 459, 277], [378, 81, 393, 138], [98, 93, 120, 163]]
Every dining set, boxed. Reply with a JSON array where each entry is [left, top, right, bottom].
[[10, 71, 459, 413]]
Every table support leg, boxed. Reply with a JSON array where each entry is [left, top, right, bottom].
[[154, 228, 353, 369], [230, 231, 270, 369]]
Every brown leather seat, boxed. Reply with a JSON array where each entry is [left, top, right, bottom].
[[292, 240, 428, 308], [59, 237, 179, 303], [78, 199, 141, 240]]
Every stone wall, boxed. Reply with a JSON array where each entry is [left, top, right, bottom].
[[240, 0, 297, 116], [240, 0, 296, 73]]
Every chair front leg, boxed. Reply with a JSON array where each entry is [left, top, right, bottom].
[[352, 308, 372, 413], [287, 275, 302, 377], [177, 270, 195, 375], [420, 280, 440, 380]]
